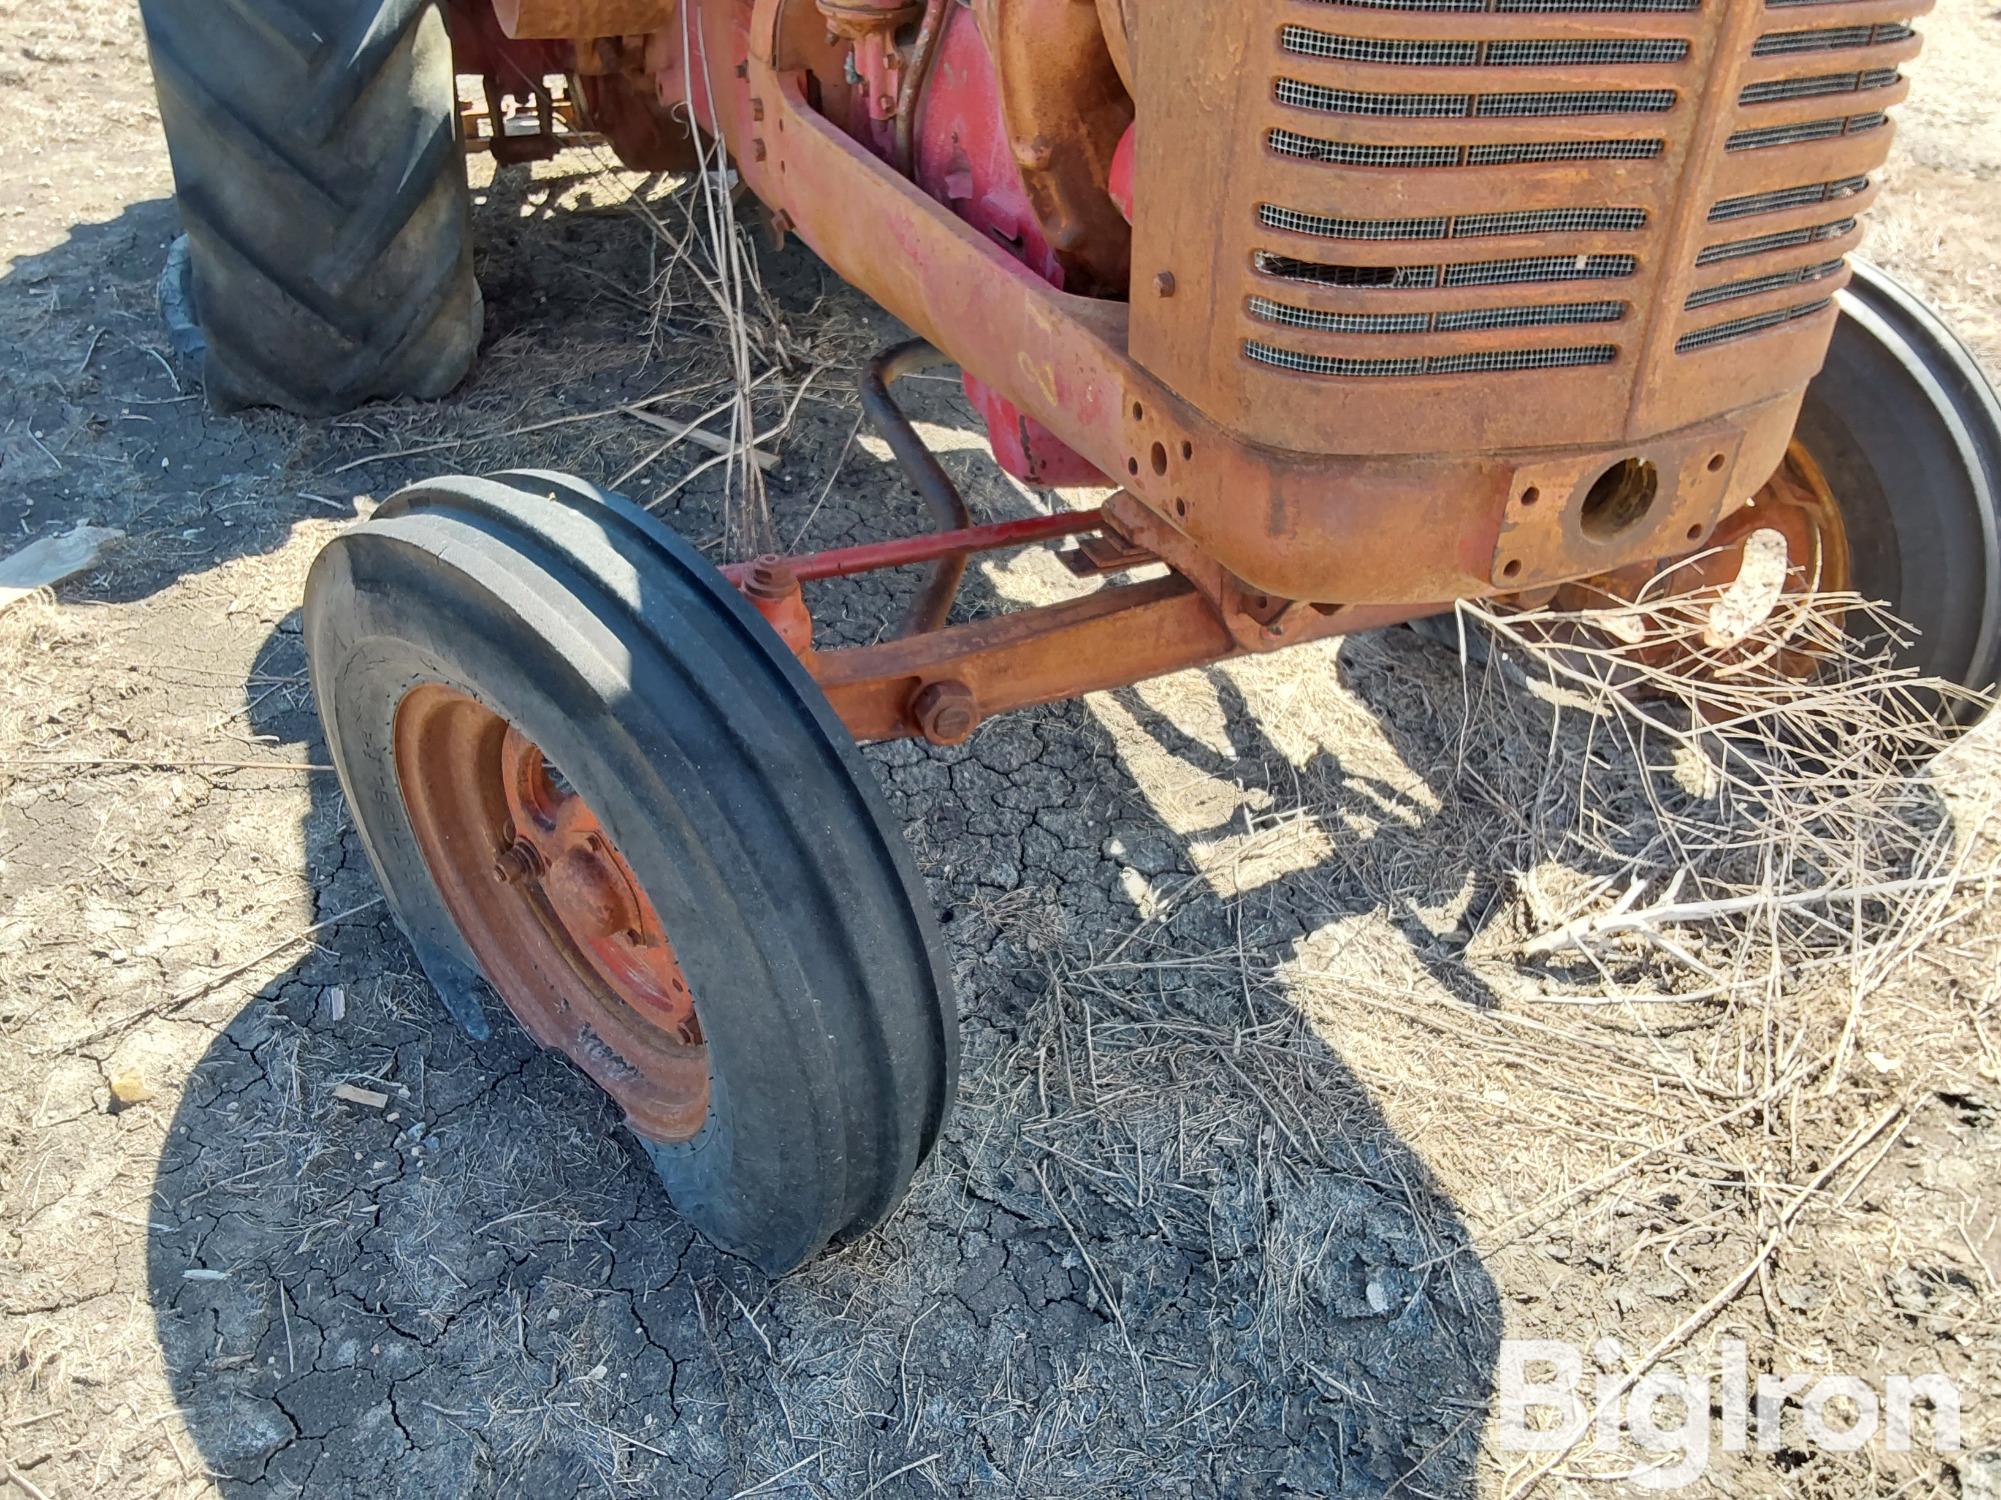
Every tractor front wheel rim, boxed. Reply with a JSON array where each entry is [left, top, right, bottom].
[[393, 685, 709, 1143]]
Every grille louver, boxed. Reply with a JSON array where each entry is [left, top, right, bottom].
[[1141, 0, 1920, 420]]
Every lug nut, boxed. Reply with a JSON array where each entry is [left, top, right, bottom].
[[493, 838, 542, 885]]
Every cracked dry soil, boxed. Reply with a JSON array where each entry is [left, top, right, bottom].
[[5, 3, 2001, 1498]]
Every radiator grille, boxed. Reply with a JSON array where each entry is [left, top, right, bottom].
[[1246, 340, 1617, 377], [1305, 0, 1698, 10], [1270, 130, 1461, 167], [1214, 0, 1917, 385], [1274, 79, 1678, 117], [1270, 128, 1668, 166], [1684, 259, 1844, 309], [1708, 176, 1867, 222], [1467, 138, 1666, 164], [1676, 298, 1832, 353], [1726, 111, 1885, 150], [1695, 217, 1855, 265], [1752, 23, 1914, 56], [1259, 203, 1647, 239], [1280, 27, 1689, 66], [1251, 295, 1626, 332], [1739, 68, 1899, 104], [1255, 250, 1638, 288]]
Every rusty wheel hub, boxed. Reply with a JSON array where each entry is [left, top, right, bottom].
[[393, 686, 708, 1143], [1557, 441, 1852, 677]]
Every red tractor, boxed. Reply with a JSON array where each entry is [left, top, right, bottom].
[[141, 0, 2001, 1271]]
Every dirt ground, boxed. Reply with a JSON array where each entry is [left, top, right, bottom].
[[3, 5, 2000, 1498]]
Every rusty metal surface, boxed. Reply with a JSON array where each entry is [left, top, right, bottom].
[[393, 686, 710, 1144], [493, 0, 677, 40], [576, 69, 703, 171], [799, 574, 1423, 743], [717, 499, 1411, 743], [520, 0, 1926, 612], [1099, 489, 1412, 654], [892, 0, 949, 175], [1094, 0, 1134, 97], [1554, 440, 1852, 676], [1125, 0, 1919, 456], [903, 2, 1107, 483], [705, 2, 1867, 604], [970, 0, 1133, 298], [742, 555, 815, 654], [722, 511, 1103, 588], [860, 340, 975, 635]]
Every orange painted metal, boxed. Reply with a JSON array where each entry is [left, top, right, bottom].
[[1555, 440, 1852, 675], [741, 554, 814, 654], [680, 0, 1923, 607], [803, 574, 1422, 745], [721, 510, 1102, 587], [969, 0, 1133, 297], [442, 0, 1931, 736], [493, 0, 676, 40], [393, 686, 709, 1143], [576, 69, 703, 172], [1093, 0, 1134, 97], [726, 519, 1421, 743]]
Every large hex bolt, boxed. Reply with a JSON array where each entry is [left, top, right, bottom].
[[910, 680, 979, 746]]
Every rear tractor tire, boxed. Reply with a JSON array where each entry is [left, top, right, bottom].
[[303, 473, 958, 1273], [138, 0, 481, 415]]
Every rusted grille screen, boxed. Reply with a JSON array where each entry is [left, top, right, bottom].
[[1186, 0, 1922, 422]]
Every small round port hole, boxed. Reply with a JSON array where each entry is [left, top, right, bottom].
[[1579, 457, 1660, 543]]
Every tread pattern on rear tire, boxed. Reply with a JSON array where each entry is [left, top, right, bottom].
[[139, 0, 480, 415]]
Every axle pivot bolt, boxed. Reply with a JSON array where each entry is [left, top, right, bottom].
[[911, 680, 979, 746], [743, 555, 814, 656]]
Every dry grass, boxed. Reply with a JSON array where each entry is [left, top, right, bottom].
[[1066, 567, 2001, 1492], [314, 150, 874, 562]]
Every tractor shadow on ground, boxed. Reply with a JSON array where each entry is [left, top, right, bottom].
[[143, 563, 1520, 1495], [12, 150, 1955, 1500]]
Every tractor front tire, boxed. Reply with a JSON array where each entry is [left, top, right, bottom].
[[139, 0, 480, 415], [304, 473, 958, 1273]]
